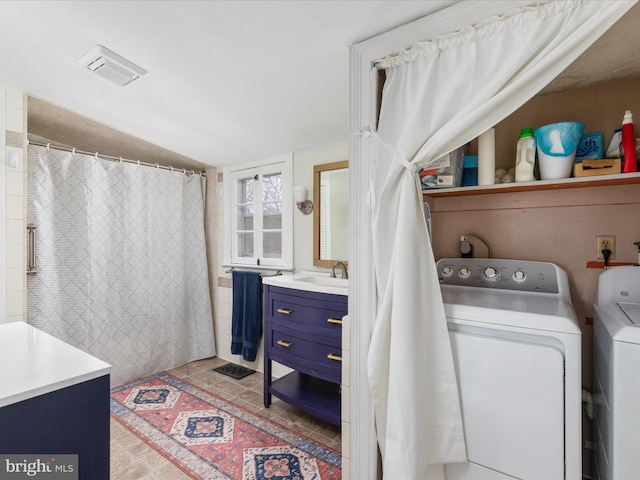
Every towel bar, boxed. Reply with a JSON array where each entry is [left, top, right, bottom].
[[225, 267, 283, 277]]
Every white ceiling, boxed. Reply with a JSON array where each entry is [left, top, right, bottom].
[[0, 0, 459, 168], [2, 1, 638, 170]]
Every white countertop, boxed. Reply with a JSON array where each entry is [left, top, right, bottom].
[[262, 272, 348, 296], [0, 322, 111, 408]]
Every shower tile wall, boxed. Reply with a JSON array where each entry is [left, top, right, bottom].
[[3, 83, 25, 323]]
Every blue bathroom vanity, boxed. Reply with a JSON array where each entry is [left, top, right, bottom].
[[262, 275, 347, 425], [0, 322, 111, 479]]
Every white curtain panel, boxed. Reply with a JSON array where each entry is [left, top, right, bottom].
[[367, 1, 635, 479], [27, 145, 215, 386]]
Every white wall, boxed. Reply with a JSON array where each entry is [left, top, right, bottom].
[[293, 141, 349, 273], [2, 83, 25, 323]]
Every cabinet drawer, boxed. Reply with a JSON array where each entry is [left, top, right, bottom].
[[269, 328, 342, 382], [267, 288, 347, 339]]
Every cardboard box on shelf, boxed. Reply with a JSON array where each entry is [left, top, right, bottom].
[[573, 159, 621, 177]]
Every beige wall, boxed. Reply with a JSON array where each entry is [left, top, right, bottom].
[[3, 84, 25, 323], [293, 142, 349, 273]]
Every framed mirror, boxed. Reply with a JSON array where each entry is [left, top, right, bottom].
[[313, 160, 349, 267]]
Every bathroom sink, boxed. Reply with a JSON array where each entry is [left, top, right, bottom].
[[296, 276, 348, 288], [261, 273, 348, 295]]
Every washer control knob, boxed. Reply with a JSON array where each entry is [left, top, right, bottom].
[[513, 270, 527, 282], [441, 266, 454, 278], [482, 267, 499, 282], [458, 267, 471, 279]]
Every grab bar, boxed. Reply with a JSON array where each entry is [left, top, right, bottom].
[[27, 223, 37, 275]]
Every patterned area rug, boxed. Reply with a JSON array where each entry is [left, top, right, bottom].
[[111, 372, 341, 480]]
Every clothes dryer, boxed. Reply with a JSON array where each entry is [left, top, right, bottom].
[[437, 258, 582, 480], [593, 266, 640, 480]]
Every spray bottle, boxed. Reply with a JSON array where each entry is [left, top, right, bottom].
[[621, 110, 637, 173]]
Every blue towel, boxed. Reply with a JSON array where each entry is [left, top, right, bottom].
[[231, 271, 263, 362]]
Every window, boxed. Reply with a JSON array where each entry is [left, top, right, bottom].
[[224, 154, 292, 269]]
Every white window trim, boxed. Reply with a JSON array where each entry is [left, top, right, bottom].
[[223, 153, 293, 270]]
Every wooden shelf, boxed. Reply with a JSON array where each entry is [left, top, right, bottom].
[[586, 261, 638, 269], [423, 172, 640, 197]]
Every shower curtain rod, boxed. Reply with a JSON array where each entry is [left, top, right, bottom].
[[28, 140, 207, 177]]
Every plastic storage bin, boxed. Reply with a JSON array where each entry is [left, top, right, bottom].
[[420, 148, 464, 189]]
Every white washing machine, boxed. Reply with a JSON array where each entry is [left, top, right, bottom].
[[436, 258, 582, 480], [593, 266, 640, 480]]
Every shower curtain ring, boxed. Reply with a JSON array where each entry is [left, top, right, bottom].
[[119, 157, 123, 163], [94, 152, 99, 160], [170, 166, 174, 172], [137, 160, 140, 166], [155, 163, 159, 169], [46, 143, 50, 151], [72, 148, 76, 156]]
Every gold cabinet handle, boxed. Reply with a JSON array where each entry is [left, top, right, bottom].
[[327, 353, 342, 362], [277, 340, 293, 348], [327, 317, 343, 325], [277, 308, 293, 315]]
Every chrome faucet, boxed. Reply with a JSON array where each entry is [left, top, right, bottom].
[[330, 261, 348, 279]]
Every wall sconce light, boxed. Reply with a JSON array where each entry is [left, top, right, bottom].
[[7, 150, 20, 169], [293, 186, 313, 215]]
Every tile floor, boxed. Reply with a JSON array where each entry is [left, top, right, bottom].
[[110, 356, 342, 479]]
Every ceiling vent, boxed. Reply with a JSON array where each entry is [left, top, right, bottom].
[[78, 45, 148, 86]]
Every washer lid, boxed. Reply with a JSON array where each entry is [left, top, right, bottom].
[[596, 266, 640, 306], [441, 284, 580, 334], [618, 302, 640, 326]]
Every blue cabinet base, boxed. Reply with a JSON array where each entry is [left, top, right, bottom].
[[269, 372, 341, 425], [0, 374, 110, 480]]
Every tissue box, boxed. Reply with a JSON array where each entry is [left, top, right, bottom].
[[576, 132, 604, 160], [419, 148, 464, 189]]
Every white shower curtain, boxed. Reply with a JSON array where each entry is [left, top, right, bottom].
[[367, 1, 636, 479], [27, 145, 216, 386]]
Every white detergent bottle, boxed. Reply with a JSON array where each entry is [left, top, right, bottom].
[[515, 127, 536, 182]]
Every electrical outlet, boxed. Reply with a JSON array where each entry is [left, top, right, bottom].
[[596, 235, 616, 260]]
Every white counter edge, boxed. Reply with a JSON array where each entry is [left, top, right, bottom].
[[0, 322, 112, 408]]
